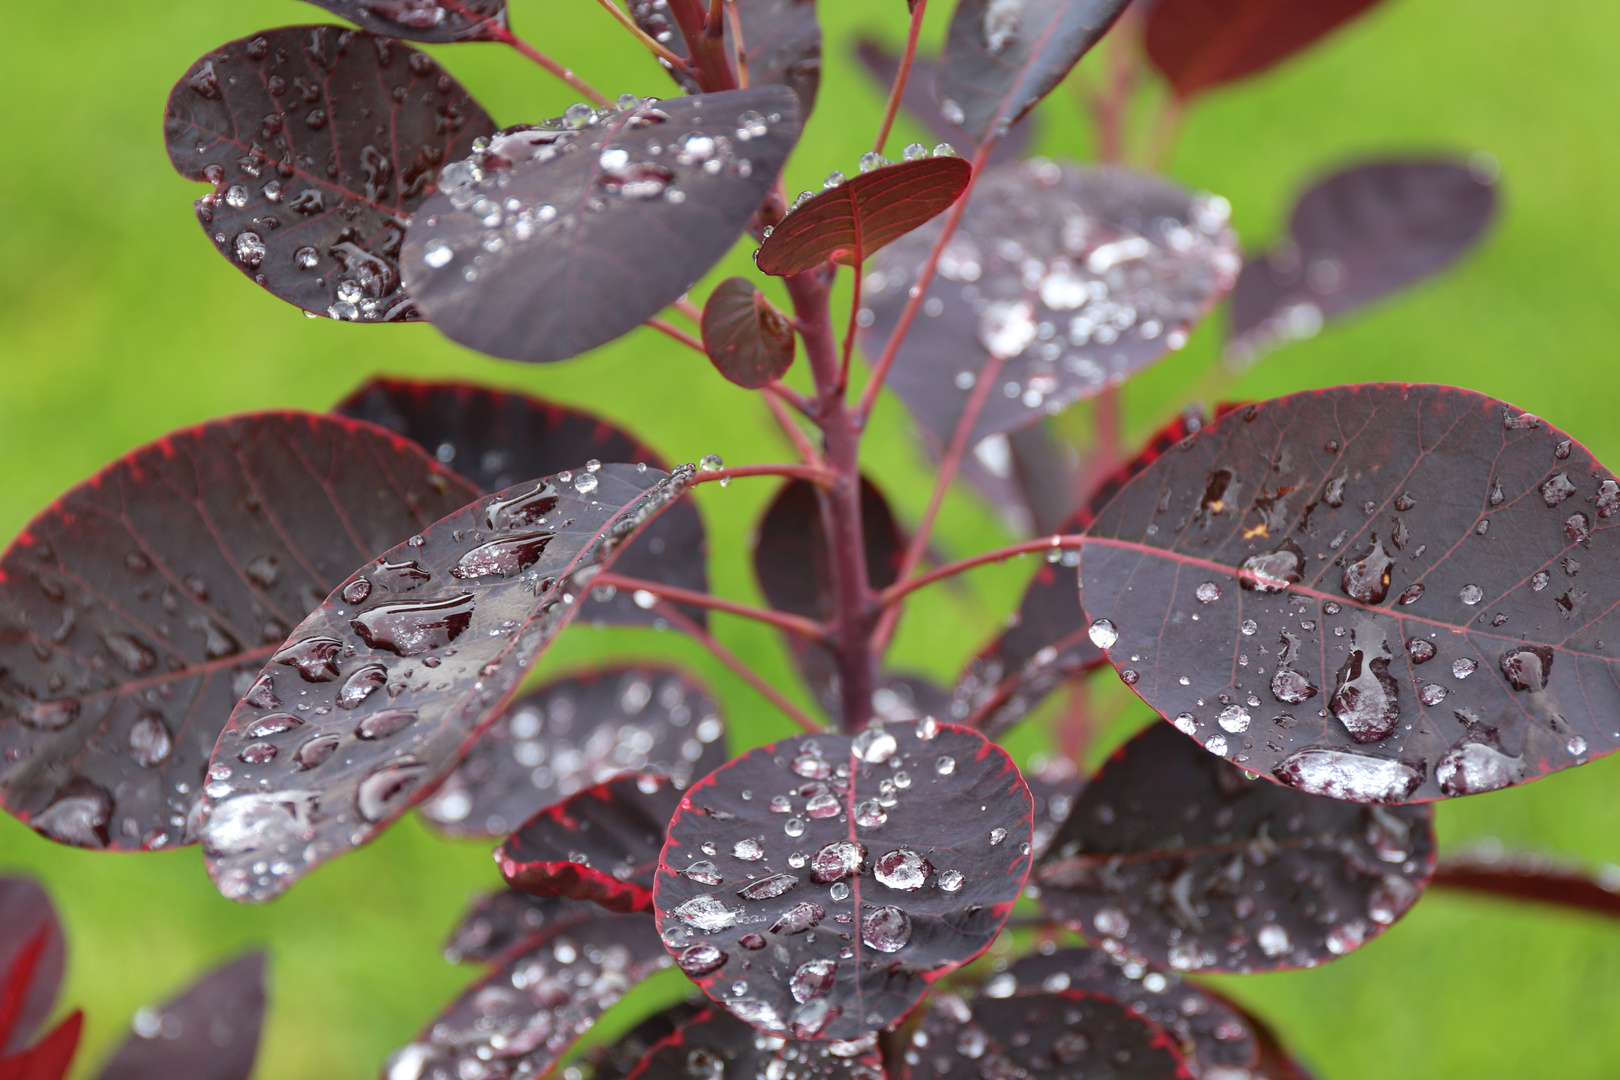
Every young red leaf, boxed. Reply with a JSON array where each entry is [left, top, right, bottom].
[[402, 88, 802, 363], [938, 0, 1131, 142], [755, 155, 971, 276], [420, 666, 728, 838], [626, 1008, 886, 1080], [651, 719, 1032, 1040], [1145, 0, 1385, 100], [299, 0, 508, 42], [864, 163, 1240, 446], [853, 41, 1031, 166], [630, 0, 823, 116], [0, 414, 477, 852], [1227, 159, 1497, 365], [497, 774, 684, 913], [163, 26, 496, 322], [0, 1010, 81, 1080], [1037, 722, 1436, 973], [1430, 850, 1620, 920], [1079, 384, 1620, 803], [442, 888, 609, 965], [200, 462, 694, 902], [0, 881, 64, 1056], [95, 954, 266, 1080], [335, 377, 711, 628], [701, 278, 797, 389]]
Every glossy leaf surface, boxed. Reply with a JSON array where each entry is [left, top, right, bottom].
[[421, 666, 728, 838], [627, 1009, 884, 1080], [757, 156, 971, 276], [164, 26, 495, 322], [0, 880, 64, 1056], [1227, 159, 1497, 365], [1145, 0, 1384, 100], [1080, 384, 1620, 803], [702, 278, 797, 389], [1430, 850, 1620, 920], [498, 774, 683, 912], [854, 41, 1031, 166], [335, 377, 710, 628], [403, 89, 802, 363], [201, 463, 693, 902], [651, 720, 1032, 1040], [865, 163, 1240, 446], [1038, 722, 1435, 973], [630, 0, 822, 115], [97, 954, 266, 1080], [299, 0, 508, 42], [442, 888, 608, 965], [938, 0, 1131, 142], [0, 414, 475, 852]]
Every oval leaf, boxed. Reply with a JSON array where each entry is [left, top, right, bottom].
[[335, 377, 711, 628], [627, 1009, 885, 1080], [651, 719, 1032, 1041], [443, 888, 610, 965], [865, 163, 1240, 445], [631, 0, 823, 116], [164, 26, 496, 322], [97, 954, 266, 1080], [0, 414, 476, 852], [938, 0, 1131, 142], [1037, 722, 1435, 972], [0, 879, 64, 1055], [756, 155, 972, 276], [402, 88, 803, 363], [702, 278, 797, 389], [1080, 384, 1620, 803], [1145, 0, 1385, 100], [421, 665, 728, 838], [300, 0, 508, 42], [200, 462, 693, 902]]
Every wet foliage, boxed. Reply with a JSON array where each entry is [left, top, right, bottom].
[[1429, 849, 1620, 920], [631, 0, 823, 115], [703, 278, 798, 389], [96, 954, 267, 1080], [300, 0, 509, 43], [853, 41, 1034, 166], [625, 1007, 886, 1080]]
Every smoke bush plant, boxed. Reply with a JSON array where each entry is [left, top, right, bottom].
[[2, 0, 1619, 1078]]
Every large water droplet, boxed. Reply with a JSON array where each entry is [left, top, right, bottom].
[[1270, 668, 1318, 705], [684, 860, 724, 885], [675, 895, 739, 931], [790, 959, 836, 1003], [338, 663, 387, 709], [734, 838, 764, 861], [738, 873, 798, 901], [356, 708, 416, 740], [351, 593, 475, 656], [811, 841, 864, 883], [273, 636, 344, 681], [1498, 645, 1553, 691], [1341, 538, 1394, 604], [452, 532, 555, 579], [874, 848, 931, 891], [852, 724, 897, 763], [1273, 748, 1421, 802], [33, 780, 114, 848], [769, 901, 824, 934], [293, 734, 340, 770], [1330, 649, 1400, 743], [939, 869, 965, 892], [1239, 540, 1304, 593], [356, 758, 428, 822], [678, 943, 726, 976], [203, 790, 316, 856], [861, 906, 911, 952], [129, 713, 173, 767], [1087, 619, 1118, 649], [484, 484, 559, 530]]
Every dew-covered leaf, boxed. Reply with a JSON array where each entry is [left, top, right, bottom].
[[335, 377, 710, 628], [1080, 384, 1620, 803], [1144, 0, 1384, 100], [702, 278, 797, 389], [0, 879, 64, 1055], [651, 719, 1032, 1041], [0, 414, 476, 852], [96, 954, 266, 1080], [1430, 850, 1620, 920], [938, 0, 1132, 143], [299, 0, 508, 42], [442, 888, 609, 965], [1219, 999, 1319, 1080], [163, 26, 496, 323], [1226, 159, 1497, 366], [853, 41, 1031, 166], [630, 0, 822, 115], [864, 163, 1240, 447], [757, 156, 971, 277], [0, 1010, 80, 1080], [582, 1001, 705, 1080], [1037, 722, 1435, 972], [497, 774, 684, 913], [402, 88, 803, 363], [421, 666, 728, 838], [626, 1008, 886, 1080], [200, 463, 693, 902]]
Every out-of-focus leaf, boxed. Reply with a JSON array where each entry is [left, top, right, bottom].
[[441, 888, 608, 965], [701, 278, 797, 389], [298, 0, 508, 42], [629, 0, 822, 115], [583, 1001, 705, 1080], [0, 1011, 81, 1080], [1145, 0, 1384, 100], [1430, 850, 1620, 920], [0, 880, 64, 1055], [96, 954, 266, 1080], [854, 41, 1031, 166]]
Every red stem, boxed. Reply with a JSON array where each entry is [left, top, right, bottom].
[[878, 535, 1084, 607], [873, 0, 930, 156], [762, 389, 823, 466], [647, 317, 706, 354], [479, 22, 612, 106], [593, 571, 828, 640], [838, 262, 863, 395], [690, 463, 834, 487], [665, 0, 739, 90], [653, 602, 823, 733]]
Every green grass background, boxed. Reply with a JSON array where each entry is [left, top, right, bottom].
[[3, 0, 1619, 1076]]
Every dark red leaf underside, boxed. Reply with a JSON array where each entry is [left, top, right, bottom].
[[1227, 159, 1497, 365], [864, 163, 1240, 448], [853, 42, 1032, 167], [421, 666, 728, 838], [1430, 851, 1620, 920], [163, 26, 495, 322], [0, 413, 476, 852], [757, 157, 971, 276], [1144, 0, 1385, 100], [1037, 722, 1435, 973], [300, 0, 508, 42], [1080, 383, 1620, 803], [630, 0, 823, 116], [402, 88, 802, 363], [96, 954, 266, 1080], [200, 463, 693, 902], [651, 719, 1033, 1041], [701, 278, 797, 389], [0, 880, 64, 1055], [442, 888, 609, 964], [626, 1009, 885, 1080], [334, 377, 710, 628], [498, 774, 684, 912], [583, 1001, 705, 1080], [0, 1010, 81, 1080]]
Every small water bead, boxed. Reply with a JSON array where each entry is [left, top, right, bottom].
[[989, 828, 1007, 845], [852, 724, 897, 763], [684, 860, 724, 885], [1217, 706, 1250, 733], [1407, 639, 1437, 664], [811, 841, 864, 882], [1173, 713, 1196, 736], [1257, 924, 1292, 958], [1241, 619, 1258, 636], [829, 882, 851, 902], [675, 895, 738, 931], [937, 869, 965, 893], [1120, 669, 1139, 685], [858, 152, 890, 173], [1531, 570, 1551, 591], [861, 906, 910, 952], [916, 716, 939, 740], [933, 143, 958, 157], [1418, 684, 1448, 706], [790, 959, 837, 1003], [678, 943, 727, 975], [1452, 658, 1479, 679], [738, 873, 798, 901], [1087, 619, 1119, 649], [805, 792, 840, 818], [823, 171, 846, 189], [1195, 582, 1221, 603], [784, 817, 806, 837], [855, 800, 888, 827], [1569, 736, 1588, 756], [935, 756, 956, 776], [1460, 584, 1484, 605]]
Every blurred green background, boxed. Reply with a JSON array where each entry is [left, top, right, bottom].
[[3, 0, 1619, 1076]]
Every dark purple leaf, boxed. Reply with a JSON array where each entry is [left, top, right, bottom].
[[853, 41, 1031, 166], [1144, 0, 1385, 100], [1037, 721, 1436, 972], [420, 666, 728, 838], [298, 0, 508, 42], [758, 155, 972, 277], [0, 880, 64, 1055], [898, 989, 1191, 1080], [96, 954, 266, 1080], [651, 719, 1032, 1040], [1430, 850, 1620, 920], [1079, 384, 1620, 803], [402, 88, 803, 363], [629, 0, 822, 116], [1022, 755, 1084, 859], [583, 1001, 705, 1080], [334, 377, 710, 628], [0, 1010, 81, 1080], [701, 278, 797, 389], [938, 0, 1131, 143], [1227, 159, 1497, 365], [0, 413, 477, 852], [497, 774, 683, 913], [442, 888, 608, 964], [864, 163, 1240, 447], [1212, 997, 1319, 1080], [200, 462, 694, 902], [627, 1008, 885, 1080], [163, 26, 496, 322]]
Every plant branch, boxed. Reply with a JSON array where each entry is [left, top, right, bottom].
[[478, 22, 612, 105], [838, 262, 863, 394], [764, 381, 814, 417], [873, 0, 929, 155], [588, 0, 693, 72], [1146, 94, 1187, 170], [653, 602, 823, 733], [665, 0, 739, 90], [877, 534, 1084, 607], [672, 296, 703, 323], [1089, 4, 1142, 163], [593, 571, 828, 640], [725, 0, 750, 86], [690, 463, 834, 486], [646, 317, 707, 354], [762, 388, 823, 466], [708, 0, 726, 35]]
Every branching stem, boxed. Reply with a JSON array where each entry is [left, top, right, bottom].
[[653, 602, 823, 733], [877, 534, 1085, 607], [479, 22, 612, 105], [646, 317, 706, 354], [593, 572, 828, 640], [762, 389, 824, 466]]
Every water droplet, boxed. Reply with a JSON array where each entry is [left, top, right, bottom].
[[738, 873, 798, 901], [1436, 742, 1520, 796], [1452, 658, 1479, 679], [356, 758, 428, 822], [1418, 683, 1448, 706], [874, 848, 931, 890], [861, 906, 910, 952], [1499, 645, 1553, 691], [1239, 540, 1304, 593], [293, 734, 339, 770], [805, 792, 840, 818], [341, 578, 372, 604], [989, 827, 1007, 845], [238, 741, 277, 764], [452, 532, 554, 579], [1085, 618, 1119, 651], [234, 231, 266, 267], [1330, 649, 1400, 743], [1397, 584, 1425, 605], [1274, 749, 1422, 802], [784, 817, 806, 837], [33, 780, 114, 848], [1241, 619, 1258, 636], [356, 708, 416, 740], [338, 663, 387, 709], [683, 860, 724, 885], [1341, 538, 1394, 604], [852, 724, 897, 763], [1218, 705, 1251, 733], [675, 895, 739, 931], [790, 959, 836, 1003], [769, 901, 825, 934], [1541, 472, 1577, 506], [1568, 736, 1588, 756], [1195, 582, 1221, 603], [272, 636, 344, 681], [858, 151, 889, 173], [350, 593, 475, 656], [1407, 639, 1436, 664], [811, 841, 864, 883], [1271, 668, 1318, 705], [1459, 584, 1483, 605], [678, 943, 726, 976], [202, 790, 315, 856], [129, 713, 173, 767], [855, 799, 887, 827], [734, 838, 764, 861]]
